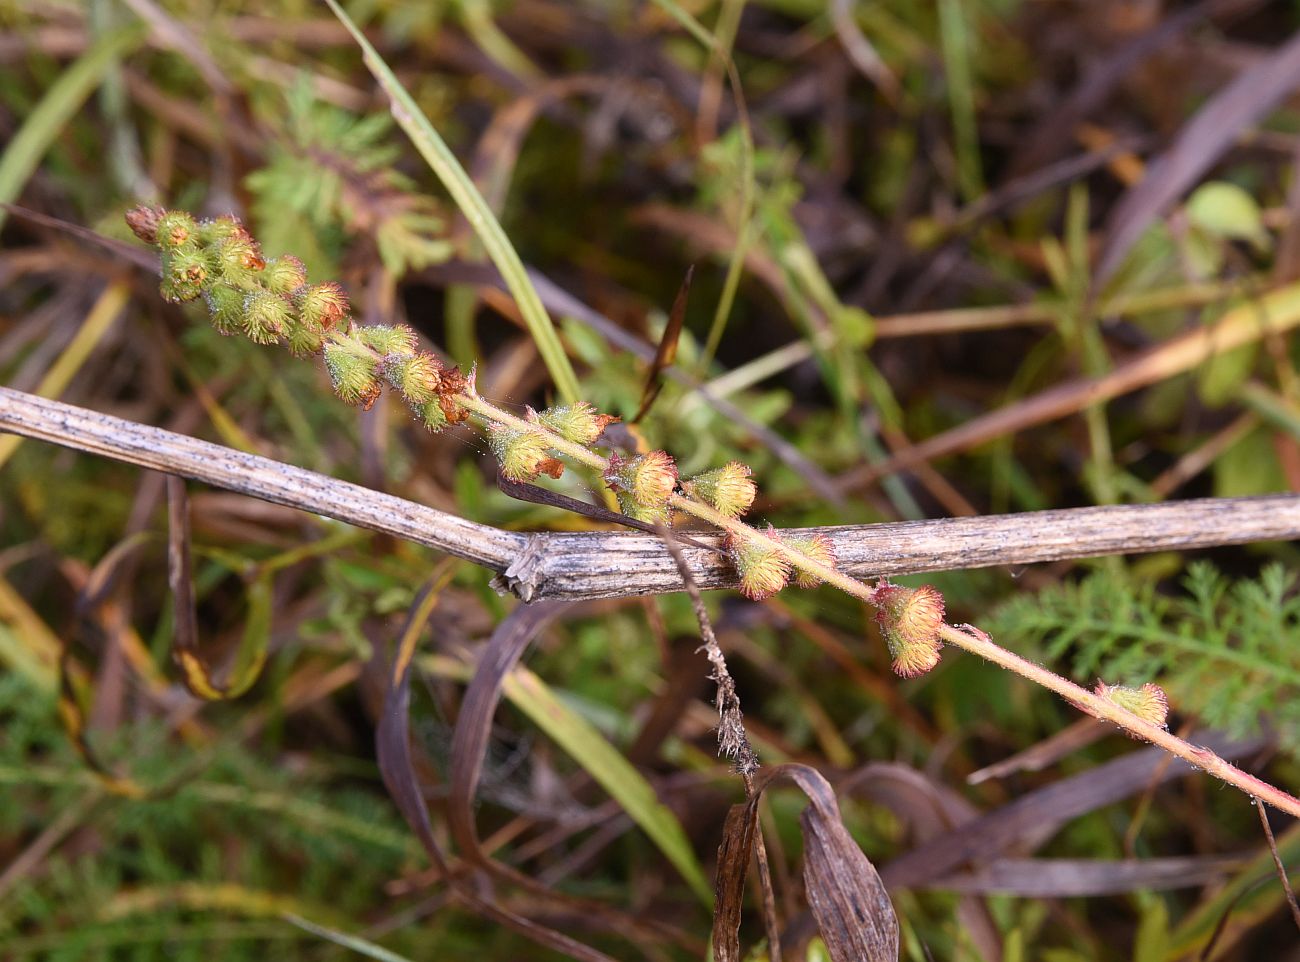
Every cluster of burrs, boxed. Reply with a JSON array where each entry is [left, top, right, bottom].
[[124, 205, 1171, 707], [125, 205, 468, 431]]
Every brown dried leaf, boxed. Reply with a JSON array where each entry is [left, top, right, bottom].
[[633, 264, 693, 423], [714, 764, 899, 962]]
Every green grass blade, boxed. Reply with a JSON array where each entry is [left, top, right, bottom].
[[281, 913, 416, 962], [0, 25, 145, 231], [651, 0, 757, 376], [937, 0, 983, 201], [500, 665, 713, 904], [323, 0, 581, 404]]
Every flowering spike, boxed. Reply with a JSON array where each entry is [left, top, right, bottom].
[[726, 530, 790, 600], [240, 291, 293, 345], [683, 461, 756, 519], [784, 533, 838, 588], [604, 451, 677, 510], [1095, 681, 1169, 729], [263, 255, 308, 295], [872, 583, 945, 677], [295, 282, 350, 329], [533, 402, 618, 446], [381, 352, 443, 405], [160, 248, 212, 303], [323, 341, 382, 408], [358, 324, 418, 356], [488, 426, 559, 482]]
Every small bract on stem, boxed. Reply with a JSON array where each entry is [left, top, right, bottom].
[[123, 205, 1300, 820]]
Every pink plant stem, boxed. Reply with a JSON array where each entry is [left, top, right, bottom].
[[939, 623, 1300, 819], [459, 393, 1300, 818]]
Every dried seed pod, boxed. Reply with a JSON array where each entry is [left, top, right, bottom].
[[432, 367, 471, 425], [784, 533, 838, 588], [1095, 681, 1169, 729], [295, 282, 351, 330], [534, 402, 618, 446], [727, 530, 790, 601], [604, 451, 678, 509], [683, 461, 756, 519], [873, 583, 945, 678], [125, 204, 165, 245]]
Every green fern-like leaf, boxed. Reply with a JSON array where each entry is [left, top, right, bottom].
[[987, 562, 1300, 742], [246, 80, 452, 276]]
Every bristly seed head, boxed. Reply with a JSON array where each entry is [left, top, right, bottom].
[[872, 582, 945, 678], [263, 255, 308, 295], [381, 352, 444, 405], [488, 425, 563, 482], [203, 285, 245, 336], [240, 290, 294, 345], [323, 341, 382, 409], [154, 209, 198, 251], [784, 533, 838, 588], [533, 401, 618, 446], [683, 461, 756, 519], [604, 451, 678, 509], [726, 529, 791, 601], [295, 282, 350, 329], [1095, 681, 1169, 729], [160, 248, 212, 303]]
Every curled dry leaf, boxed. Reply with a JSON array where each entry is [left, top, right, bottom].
[[713, 763, 898, 962]]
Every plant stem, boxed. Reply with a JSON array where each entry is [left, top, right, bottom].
[[938, 623, 1300, 819], [459, 388, 1300, 818]]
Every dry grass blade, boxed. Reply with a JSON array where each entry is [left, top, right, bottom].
[[446, 600, 565, 863], [882, 731, 1267, 889], [838, 279, 1300, 491], [1097, 28, 1300, 283], [1254, 798, 1300, 935], [7, 386, 1300, 602], [377, 580, 619, 962], [931, 855, 1246, 896], [166, 476, 268, 700], [57, 534, 156, 799], [632, 264, 693, 423], [0, 204, 158, 270]]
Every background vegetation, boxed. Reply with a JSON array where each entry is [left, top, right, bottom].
[[3, 0, 1300, 959]]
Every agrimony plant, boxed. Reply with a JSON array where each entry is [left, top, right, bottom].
[[127, 205, 1300, 819]]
